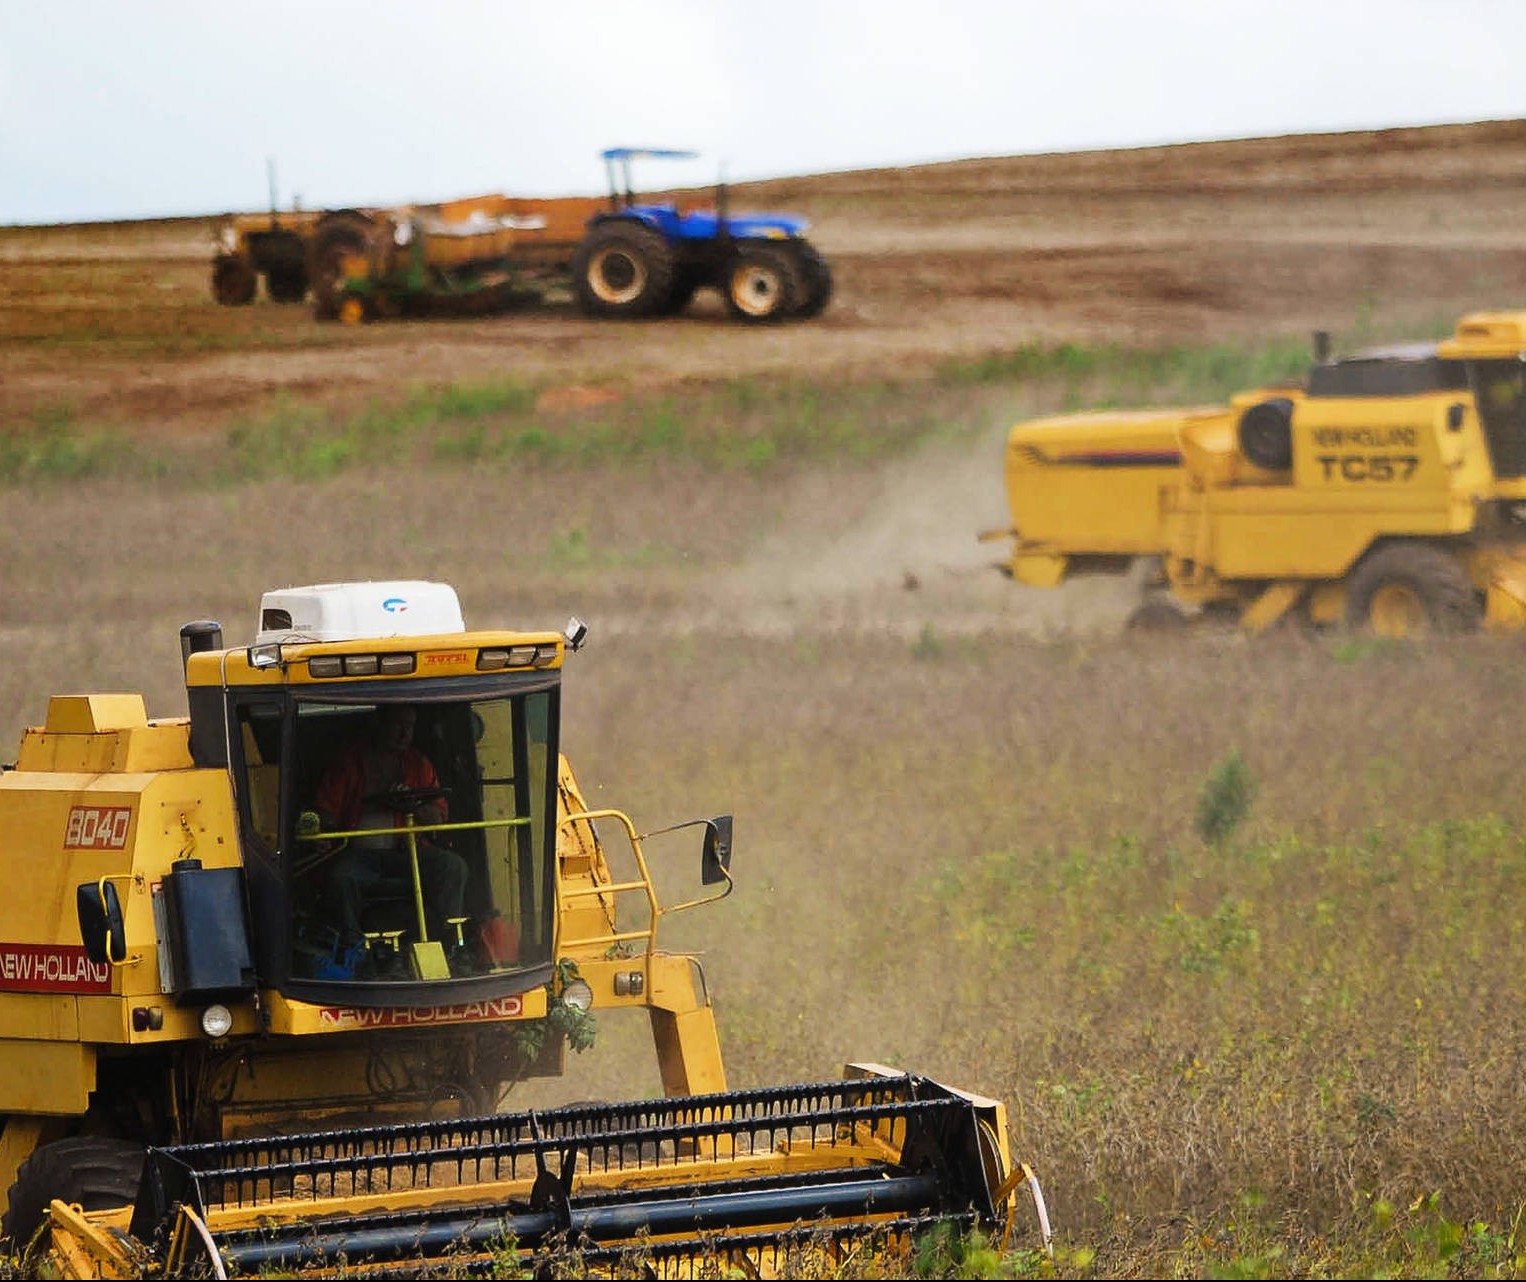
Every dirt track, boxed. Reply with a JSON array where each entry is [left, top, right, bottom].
[[4, 119, 1525, 435]]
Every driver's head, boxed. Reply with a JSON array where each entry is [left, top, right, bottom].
[[375, 705, 417, 752]]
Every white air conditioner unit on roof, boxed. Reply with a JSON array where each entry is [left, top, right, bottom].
[[255, 582, 466, 644]]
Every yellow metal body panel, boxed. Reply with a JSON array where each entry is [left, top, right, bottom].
[[0, 1039, 95, 1114], [260, 984, 548, 1037], [1, 1116, 59, 1216], [185, 628, 564, 688], [1437, 310, 1526, 359], [1003, 407, 1203, 561], [1239, 581, 1308, 633], [1010, 552, 1068, 588], [1289, 393, 1488, 495]]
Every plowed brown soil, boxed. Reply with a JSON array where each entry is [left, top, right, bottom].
[[4, 119, 1525, 434]]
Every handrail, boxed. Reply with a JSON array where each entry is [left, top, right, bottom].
[[556, 808, 733, 960]]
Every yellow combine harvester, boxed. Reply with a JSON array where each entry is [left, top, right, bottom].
[[0, 582, 1047, 1276], [986, 311, 1526, 635]]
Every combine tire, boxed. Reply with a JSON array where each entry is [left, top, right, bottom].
[[793, 243, 834, 319], [308, 215, 373, 321], [1238, 398, 1295, 471], [571, 223, 676, 319], [1125, 600, 1189, 632], [1344, 543, 1481, 637], [724, 244, 801, 323], [266, 264, 308, 303], [2, 1136, 145, 1253], [211, 256, 257, 306]]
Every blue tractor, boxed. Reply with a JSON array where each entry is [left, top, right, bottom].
[[570, 148, 832, 323]]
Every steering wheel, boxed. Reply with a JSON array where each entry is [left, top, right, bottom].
[[362, 785, 450, 814]]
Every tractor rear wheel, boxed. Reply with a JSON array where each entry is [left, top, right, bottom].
[[2, 1136, 145, 1254], [793, 243, 833, 318], [1344, 543, 1481, 637], [571, 223, 676, 319], [308, 215, 373, 320], [266, 263, 308, 303], [724, 244, 801, 323], [211, 256, 257, 306]]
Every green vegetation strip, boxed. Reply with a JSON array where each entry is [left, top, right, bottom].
[[0, 336, 1319, 486]]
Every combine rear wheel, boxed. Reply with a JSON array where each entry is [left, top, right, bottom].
[[571, 223, 676, 318], [2, 1136, 145, 1253], [724, 244, 801, 323], [1125, 600, 1189, 632], [1344, 543, 1481, 637], [211, 256, 257, 306]]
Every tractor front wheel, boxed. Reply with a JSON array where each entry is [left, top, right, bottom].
[[571, 223, 676, 319], [724, 244, 801, 323], [2, 1136, 145, 1255], [1344, 543, 1481, 637]]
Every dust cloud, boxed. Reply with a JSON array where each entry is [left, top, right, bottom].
[[709, 419, 1143, 641]]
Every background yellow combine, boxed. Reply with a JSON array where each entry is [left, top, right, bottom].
[[986, 311, 1526, 635], [0, 581, 1046, 1277]]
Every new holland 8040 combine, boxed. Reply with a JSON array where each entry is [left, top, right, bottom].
[[0, 582, 1045, 1277]]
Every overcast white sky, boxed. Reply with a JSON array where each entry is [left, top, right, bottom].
[[3, 0, 1524, 225]]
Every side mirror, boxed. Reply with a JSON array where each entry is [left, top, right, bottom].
[[701, 815, 734, 886], [77, 880, 127, 965]]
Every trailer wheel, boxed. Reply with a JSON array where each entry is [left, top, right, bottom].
[[793, 243, 834, 318], [211, 256, 257, 306], [571, 222, 676, 318], [309, 215, 373, 320], [2, 1136, 145, 1253], [1344, 543, 1481, 637], [724, 244, 801, 323]]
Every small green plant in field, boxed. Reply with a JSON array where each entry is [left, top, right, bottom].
[[0, 404, 123, 481], [548, 526, 593, 568], [910, 624, 944, 660], [1194, 749, 1255, 847], [481, 1227, 529, 1279], [911, 1224, 1022, 1280], [935, 337, 1313, 405]]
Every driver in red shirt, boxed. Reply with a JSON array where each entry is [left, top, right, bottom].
[[313, 704, 468, 958]]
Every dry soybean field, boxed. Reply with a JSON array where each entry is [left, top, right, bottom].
[[5, 119, 1526, 1277]]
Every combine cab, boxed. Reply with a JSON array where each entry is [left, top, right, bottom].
[[1, 582, 1046, 1276]]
